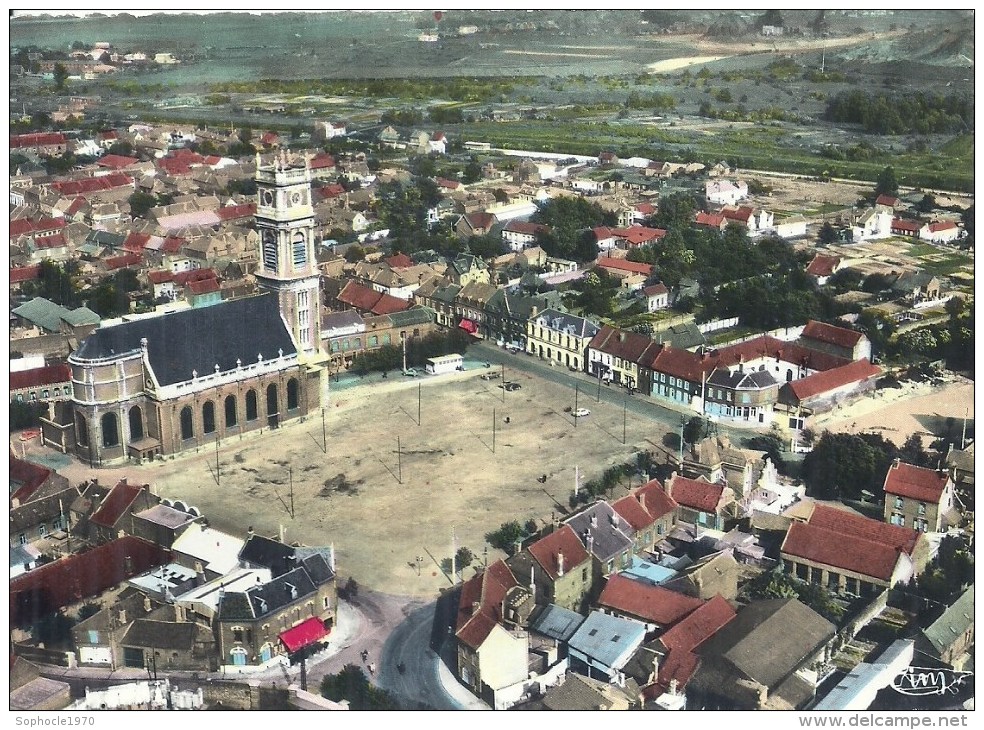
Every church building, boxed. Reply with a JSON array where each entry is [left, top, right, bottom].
[[46, 152, 327, 465]]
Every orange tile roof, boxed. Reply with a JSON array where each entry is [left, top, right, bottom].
[[598, 574, 702, 626], [784, 359, 880, 401], [883, 462, 951, 503], [527, 525, 591, 580], [668, 475, 724, 514]]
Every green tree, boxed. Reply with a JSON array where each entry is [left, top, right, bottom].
[[875, 165, 899, 198], [53, 62, 69, 90], [683, 416, 711, 446], [817, 221, 838, 245], [485, 521, 524, 554], [319, 665, 399, 710], [462, 157, 482, 184], [23, 260, 79, 307], [802, 431, 899, 500], [128, 191, 158, 219]]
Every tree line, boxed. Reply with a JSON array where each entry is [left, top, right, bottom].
[[825, 90, 972, 135]]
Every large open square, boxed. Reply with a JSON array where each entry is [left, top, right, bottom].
[[71, 368, 670, 596]]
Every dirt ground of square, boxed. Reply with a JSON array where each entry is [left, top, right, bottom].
[[136, 369, 671, 597]]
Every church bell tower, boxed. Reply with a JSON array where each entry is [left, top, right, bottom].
[[254, 150, 321, 357]]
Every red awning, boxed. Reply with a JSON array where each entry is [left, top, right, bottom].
[[279, 617, 330, 653], [458, 318, 477, 334]]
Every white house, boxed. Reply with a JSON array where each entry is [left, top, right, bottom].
[[502, 221, 550, 251], [428, 132, 447, 155], [773, 215, 808, 239], [642, 283, 670, 312], [852, 208, 894, 241], [921, 221, 961, 244], [705, 180, 748, 206]]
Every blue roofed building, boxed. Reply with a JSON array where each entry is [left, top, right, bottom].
[[567, 609, 647, 685]]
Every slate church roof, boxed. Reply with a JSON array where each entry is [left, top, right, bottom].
[[73, 294, 297, 386]]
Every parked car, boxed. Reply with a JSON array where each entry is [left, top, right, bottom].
[[500, 382, 521, 392], [573, 408, 591, 418], [402, 368, 419, 377], [480, 372, 500, 381]]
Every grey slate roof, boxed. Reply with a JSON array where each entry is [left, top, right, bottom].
[[922, 586, 974, 655], [121, 619, 197, 651], [708, 369, 778, 389], [244, 565, 317, 618], [697, 598, 835, 689], [529, 604, 586, 643], [238, 534, 296, 578], [73, 294, 296, 386], [654, 321, 705, 350], [385, 305, 436, 327], [321, 309, 364, 330], [563, 501, 635, 562], [532, 308, 600, 339], [217, 591, 255, 621]]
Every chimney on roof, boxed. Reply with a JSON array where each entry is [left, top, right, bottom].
[[195, 561, 205, 586], [175, 604, 186, 623], [611, 513, 619, 528], [893, 457, 901, 469], [557, 550, 565, 577], [143, 597, 152, 613], [590, 514, 598, 529], [637, 492, 646, 510]]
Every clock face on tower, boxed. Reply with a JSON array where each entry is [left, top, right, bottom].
[[290, 191, 302, 206], [261, 189, 275, 206]]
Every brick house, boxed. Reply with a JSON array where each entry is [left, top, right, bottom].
[[882, 460, 957, 533], [507, 524, 593, 614]]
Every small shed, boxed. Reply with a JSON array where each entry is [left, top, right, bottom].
[[426, 353, 464, 375]]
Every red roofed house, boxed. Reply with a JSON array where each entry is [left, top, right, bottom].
[[588, 324, 664, 391], [612, 478, 678, 554], [260, 131, 280, 148], [103, 251, 144, 272], [9, 456, 74, 549], [921, 220, 961, 244], [883, 460, 957, 533], [11, 132, 67, 155], [10, 265, 41, 290], [720, 205, 773, 234], [10, 536, 169, 628], [874, 194, 899, 211], [594, 257, 653, 292], [665, 473, 737, 530], [642, 282, 670, 312], [507, 524, 593, 613], [695, 211, 727, 231], [643, 344, 719, 409], [454, 560, 530, 703], [780, 503, 929, 596], [805, 254, 841, 285], [778, 358, 881, 417], [455, 211, 496, 238], [97, 154, 140, 171], [598, 574, 703, 632], [643, 594, 737, 706], [335, 280, 411, 316], [891, 218, 923, 238], [501, 220, 550, 251], [798, 319, 871, 362], [87, 478, 160, 545], [10, 364, 72, 404]]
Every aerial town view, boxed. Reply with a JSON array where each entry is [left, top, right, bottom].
[[7, 9, 974, 717]]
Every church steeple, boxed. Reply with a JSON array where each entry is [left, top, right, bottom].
[[254, 150, 321, 356]]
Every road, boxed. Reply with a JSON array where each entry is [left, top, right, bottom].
[[473, 340, 755, 445]]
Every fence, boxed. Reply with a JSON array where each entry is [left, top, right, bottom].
[[697, 317, 739, 334]]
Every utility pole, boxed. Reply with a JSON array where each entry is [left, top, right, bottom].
[[492, 408, 496, 453], [215, 438, 220, 487], [623, 395, 627, 445], [501, 363, 505, 402], [597, 368, 602, 401], [679, 417, 686, 465], [573, 464, 579, 500], [961, 408, 968, 449], [574, 382, 579, 428], [321, 407, 327, 454], [402, 335, 407, 373], [397, 436, 402, 484], [451, 526, 457, 582], [418, 383, 421, 426], [289, 467, 295, 518]]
